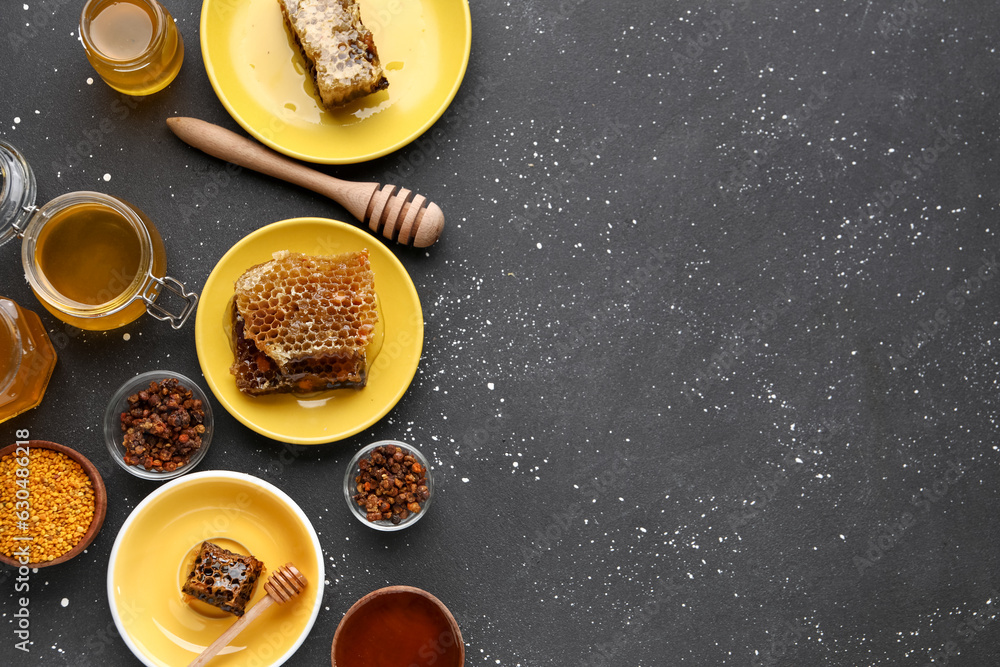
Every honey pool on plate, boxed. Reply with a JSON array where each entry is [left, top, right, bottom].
[[200, 0, 471, 163], [236, 0, 428, 126], [195, 218, 423, 444], [109, 473, 322, 666]]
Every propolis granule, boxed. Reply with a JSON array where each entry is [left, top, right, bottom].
[[0, 448, 95, 562]]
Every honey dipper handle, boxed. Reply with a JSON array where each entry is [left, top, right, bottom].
[[166, 116, 375, 222], [186, 595, 276, 667], [166, 117, 444, 247]]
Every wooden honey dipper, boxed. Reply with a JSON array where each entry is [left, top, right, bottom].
[[188, 563, 307, 667], [166, 117, 445, 248]]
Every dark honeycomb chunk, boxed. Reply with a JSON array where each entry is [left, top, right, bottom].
[[181, 541, 264, 617]]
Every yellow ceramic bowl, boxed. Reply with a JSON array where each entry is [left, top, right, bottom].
[[200, 0, 472, 163], [194, 218, 423, 445], [107, 472, 324, 667]]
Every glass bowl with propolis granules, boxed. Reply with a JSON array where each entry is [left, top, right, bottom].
[[0, 440, 107, 568], [343, 441, 434, 532], [103, 370, 214, 480]]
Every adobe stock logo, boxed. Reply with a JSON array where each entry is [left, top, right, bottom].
[[671, 0, 751, 71], [887, 252, 998, 371], [714, 86, 831, 199], [918, 587, 1000, 666], [853, 459, 968, 576], [878, 0, 931, 37]]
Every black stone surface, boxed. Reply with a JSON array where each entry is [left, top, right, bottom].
[[1, 1, 999, 666]]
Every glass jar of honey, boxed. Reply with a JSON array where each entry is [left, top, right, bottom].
[[0, 297, 57, 424], [79, 0, 184, 96], [0, 141, 197, 331]]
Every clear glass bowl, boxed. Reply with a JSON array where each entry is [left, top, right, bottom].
[[103, 370, 213, 480], [343, 440, 433, 532]]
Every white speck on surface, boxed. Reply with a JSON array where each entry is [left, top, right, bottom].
[[14, 117, 20, 124], [487, 382, 495, 390], [86, 77, 94, 85], [60, 598, 68, 607], [461, 477, 469, 483], [536, 242, 542, 249], [123, 333, 130, 341], [103, 173, 111, 182]]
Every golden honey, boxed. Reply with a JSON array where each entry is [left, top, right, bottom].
[[333, 589, 463, 667], [0, 298, 57, 423], [80, 0, 184, 95], [36, 203, 144, 306], [3, 142, 195, 331], [88, 1, 154, 60], [21, 192, 168, 331]]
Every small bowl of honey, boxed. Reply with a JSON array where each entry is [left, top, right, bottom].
[[0, 140, 198, 331], [331, 586, 464, 667]]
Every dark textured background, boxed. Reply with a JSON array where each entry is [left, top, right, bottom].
[[2, 1, 999, 665]]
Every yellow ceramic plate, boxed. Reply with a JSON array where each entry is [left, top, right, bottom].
[[108, 472, 324, 667], [200, 0, 472, 164], [194, 218, 423, 444]]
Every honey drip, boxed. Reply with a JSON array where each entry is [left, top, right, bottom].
[[179, 540, 263, 618]]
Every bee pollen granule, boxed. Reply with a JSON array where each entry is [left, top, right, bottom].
[[0, 448, 96, 562]]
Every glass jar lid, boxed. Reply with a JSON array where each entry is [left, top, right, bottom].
[[0, 140, 37, 247]]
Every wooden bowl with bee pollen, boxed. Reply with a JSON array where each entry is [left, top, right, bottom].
[[0, 440, 107, 568]]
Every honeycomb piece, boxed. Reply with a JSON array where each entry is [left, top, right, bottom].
[[181, 541, 264, 617], [231, 304, 367, 395], [230, 250, 377, 395], [278, 0, 389, 109]]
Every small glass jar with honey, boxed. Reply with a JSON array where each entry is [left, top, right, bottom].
[[0, 140, 197, 331], [80, 0, 184, 96], [0, 297, 57, 423]]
